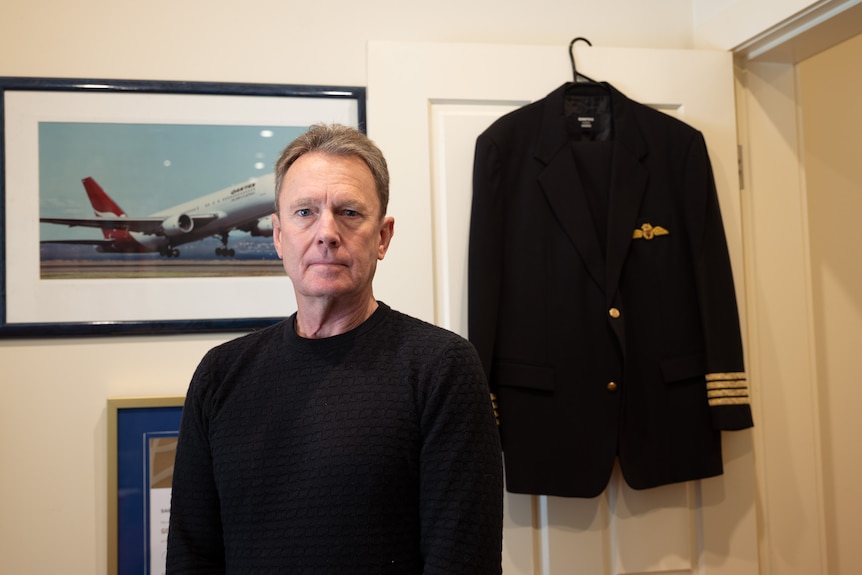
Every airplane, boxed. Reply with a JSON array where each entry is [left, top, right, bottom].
[[40, 175, 275, 258]]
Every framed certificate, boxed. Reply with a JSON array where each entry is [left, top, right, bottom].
[[107, 396, 185, 575]]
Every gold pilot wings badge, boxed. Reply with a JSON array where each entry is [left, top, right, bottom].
[[632, 223, 669, 240]]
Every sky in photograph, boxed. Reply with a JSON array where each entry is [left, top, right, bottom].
[[38, 122, 306, 243]]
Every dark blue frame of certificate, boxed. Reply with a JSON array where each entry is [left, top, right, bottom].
[[110, 399, 184, 575]]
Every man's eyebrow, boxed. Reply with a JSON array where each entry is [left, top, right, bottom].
[[287, 196, 317, 208], [287, 193, 372, 211]]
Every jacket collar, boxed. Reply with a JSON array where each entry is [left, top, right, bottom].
[[535, 82, 649, 301]]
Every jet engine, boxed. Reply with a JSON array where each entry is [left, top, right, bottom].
[[160, 213, 195, 237], [247, 216, 274, 237]]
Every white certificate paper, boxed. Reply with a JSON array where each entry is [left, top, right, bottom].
[[147, 435, 178, 575], [149, 487, 172, 575]]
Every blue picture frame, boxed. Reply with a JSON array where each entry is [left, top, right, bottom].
[[107, 396, 185, 575], [0, 77, 366, 337]]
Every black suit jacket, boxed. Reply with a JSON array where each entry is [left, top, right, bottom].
[[468, 82, 753, 497]]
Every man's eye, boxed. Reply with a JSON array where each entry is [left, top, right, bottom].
[[297, 208, 312, 217], [343, 209, 359, 217]]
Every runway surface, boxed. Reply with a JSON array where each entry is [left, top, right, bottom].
[[40, 259, 284, 279]]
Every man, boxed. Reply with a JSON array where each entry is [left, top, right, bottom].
[[166, 123, 503, 574]]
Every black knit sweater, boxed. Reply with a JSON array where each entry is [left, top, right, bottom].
[[166, 302, 503, 574]]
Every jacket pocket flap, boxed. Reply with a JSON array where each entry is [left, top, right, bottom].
[[660, 354, 706, 383], [493, 361, 555, 391]]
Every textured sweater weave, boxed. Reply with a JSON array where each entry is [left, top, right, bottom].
[[166, 302, 503, 574]]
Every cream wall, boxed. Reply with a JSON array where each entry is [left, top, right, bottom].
[[692, 0, 861, 50], [0, 1, 834, 574], [0, 1, 693, 86]]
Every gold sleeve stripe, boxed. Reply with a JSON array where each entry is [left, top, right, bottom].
[[706, 372, 746, 382], [706, 372, 750, 407], [708, 397, 750, 406], [707, 381, 748, 390], [708, 388, 747, 397], [490, 392, 500, 427]]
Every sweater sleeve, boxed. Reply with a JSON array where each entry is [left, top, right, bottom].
[[166, 353, 226, 574], [418, 337, 504, 575]]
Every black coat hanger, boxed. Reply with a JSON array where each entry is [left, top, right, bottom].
[[568, 37, 600, 84], [564, 37, 611, 132]]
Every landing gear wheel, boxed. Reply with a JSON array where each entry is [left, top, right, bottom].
[[160, 247, 180, 258], [215, 233, 235, 257]]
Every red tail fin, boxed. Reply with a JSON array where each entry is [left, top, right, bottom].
[[82, 177, 126, 217], [82, 177, 131, 241]]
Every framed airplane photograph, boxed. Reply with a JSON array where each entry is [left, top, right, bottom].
[[0, 77, 366, 337], [107, 395, 185, 575]]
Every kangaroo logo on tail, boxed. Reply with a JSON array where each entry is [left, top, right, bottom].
[[82, 177, 126, 217], [81, 177, 132, 242]]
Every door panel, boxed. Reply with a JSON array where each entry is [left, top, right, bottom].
[[368, 40, 757, 575], [429, 103, 523, 337]]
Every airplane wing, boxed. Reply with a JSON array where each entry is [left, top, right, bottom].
[[235, 215, 274, 237], [39, 214, 220, 235], [40, 238, 118, 246]]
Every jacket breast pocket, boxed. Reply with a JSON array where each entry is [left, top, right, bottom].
[[493, 361, 555, 392], [660, 353, 706, 384]]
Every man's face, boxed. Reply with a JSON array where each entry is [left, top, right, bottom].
[[272, 151, 394, 305]]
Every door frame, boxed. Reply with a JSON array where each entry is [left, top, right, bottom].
[[732, 4, 862, 574]]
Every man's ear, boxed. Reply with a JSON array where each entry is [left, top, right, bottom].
[[272, 213, 284, 259], [377, 216, 395, 260]]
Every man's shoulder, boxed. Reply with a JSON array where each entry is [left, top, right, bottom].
[[186, 319, 290, 401], [382, 305, 475, 353], [205, 318, 289, 359], [385, 306, 457, 337]]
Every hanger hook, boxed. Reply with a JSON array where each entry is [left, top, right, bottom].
[[568, 36, 593, 82]]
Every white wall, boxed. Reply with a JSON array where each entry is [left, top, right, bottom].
[[0, 3, 693, 573], [0, 1, 830, 573]]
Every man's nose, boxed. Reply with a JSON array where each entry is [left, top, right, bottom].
[[316, 210, 340, 246]]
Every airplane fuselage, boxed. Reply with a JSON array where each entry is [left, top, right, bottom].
[[98, 176, 276, 254]]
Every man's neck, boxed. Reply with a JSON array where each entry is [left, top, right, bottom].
[[294, 296, 379, 339]]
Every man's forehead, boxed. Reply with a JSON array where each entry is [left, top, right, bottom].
[[281, 153, 380, 210], [286, 189, 370, 206], [288, 150, 368, 173]]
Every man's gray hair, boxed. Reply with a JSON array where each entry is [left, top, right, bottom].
[[273, 123, 390, 217]]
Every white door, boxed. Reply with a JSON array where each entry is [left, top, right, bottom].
[[367, 40, 758, 575]]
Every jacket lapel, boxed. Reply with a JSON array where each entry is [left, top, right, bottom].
[[536, 84, 606, 292], [534, 84, 649, 296], [604, 86, 649, 303]]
